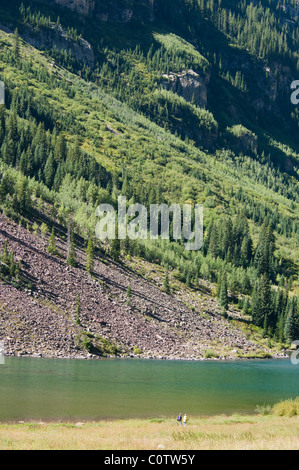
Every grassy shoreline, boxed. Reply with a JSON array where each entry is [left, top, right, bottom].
[[1, 413, 299, 450]]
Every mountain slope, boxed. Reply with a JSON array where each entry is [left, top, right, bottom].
[[0, 212, 279, 360], [0, 0, 298, 359]]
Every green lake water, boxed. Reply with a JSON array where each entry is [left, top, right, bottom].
[[0, 357, 298, 421]]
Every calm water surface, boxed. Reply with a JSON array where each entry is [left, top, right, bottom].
[[0, 357, 298, 421]]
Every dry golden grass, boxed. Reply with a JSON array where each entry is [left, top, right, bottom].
[[1, 415, 299, 450]]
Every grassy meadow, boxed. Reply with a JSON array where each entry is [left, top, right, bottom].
[[1, 403, 299, 450]]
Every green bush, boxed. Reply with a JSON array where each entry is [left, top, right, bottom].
[[272, 398, 299, 417], [204, 349, 219, 359], [81, 335, 93, 353], [133, 346, 142, 355]]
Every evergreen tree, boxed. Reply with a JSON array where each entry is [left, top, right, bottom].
[[75, 293, 81, 326], [44, 152, 56, 188], [275, 310, 285, 343], [126, 284, 132, 305], [254, 220, 276, 280], [110, 225, 121, 261], [241, 235, 253, 268], [242, 298, 251, 315], [8, 252, 15, 277], [0, 106, 6, 146], [252, 274, 272, 328], [16, 174, 29, 214], [208, 222, 220, 259], [216, 268, 223, 297], [284, 297, 297, 344], [126, 284, 132, 299], [47, 227, 58, 255], [186, 270, 192, 287], [13, 28, 21, 63], [164, 270, 170, 294], [66, 222, 77, 267], [86, 237, 94, 273], [54, 133, 67, 163], [219, 269, 228, 315]]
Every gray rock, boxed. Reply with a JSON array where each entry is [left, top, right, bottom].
[[20, 24, 94, 67], [162, 69, 210, 108]]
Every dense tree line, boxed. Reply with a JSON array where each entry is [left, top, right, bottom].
[[0, 101, 111, 199], [156, 0, 299, 69]]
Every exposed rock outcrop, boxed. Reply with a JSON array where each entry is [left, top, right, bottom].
[[54, 0, 95, 16], [20, 24, 95, 67], [97, 7, 133, 23], [96, 0, 155, 23], [162, 69, 209, 108], [52, 0, 155, 22], [226, 125, 258, 154]]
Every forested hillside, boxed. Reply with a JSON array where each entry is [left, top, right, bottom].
[[0, 0, 298, 358]]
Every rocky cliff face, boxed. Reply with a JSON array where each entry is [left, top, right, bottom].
[[53, 0, 155, 22], [54, 0, 95, 16], [21, 24, 95, 67], [96, 0, 155, 23], [162, 69, 209, 108]]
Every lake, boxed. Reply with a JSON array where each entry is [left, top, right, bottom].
[[0, 357, 298, 422]]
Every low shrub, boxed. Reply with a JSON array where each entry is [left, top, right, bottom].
[[204, 349, 219, 359], [272, 398, 299, 417], [255, 404, 273, 415]]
